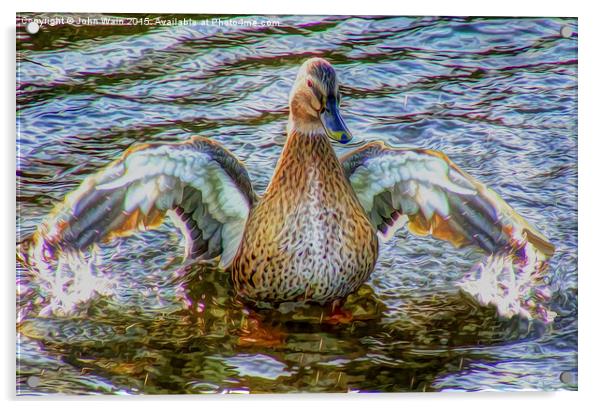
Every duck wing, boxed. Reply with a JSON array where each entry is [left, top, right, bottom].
[[340, 141, 554, 258], [29, 137, 256, 268]]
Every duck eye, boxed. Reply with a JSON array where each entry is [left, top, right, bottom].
[[307, 79, 313, 88]]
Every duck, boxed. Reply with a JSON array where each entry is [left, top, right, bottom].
[[28, 57, 555, 312]]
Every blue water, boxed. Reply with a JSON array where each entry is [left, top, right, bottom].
[[16, 14, 577, 394]]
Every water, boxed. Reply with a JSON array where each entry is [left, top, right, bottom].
[[16, 14, 578, 394]]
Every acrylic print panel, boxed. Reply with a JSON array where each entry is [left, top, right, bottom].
[[16, 13, 578, 394]]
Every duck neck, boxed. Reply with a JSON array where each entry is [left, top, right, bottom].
[[265, 123, 345, 198]]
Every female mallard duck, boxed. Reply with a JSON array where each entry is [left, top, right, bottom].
[[30, 57, 555, 309]]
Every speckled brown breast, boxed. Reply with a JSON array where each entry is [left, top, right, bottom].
[[231, 131, 378, 304]]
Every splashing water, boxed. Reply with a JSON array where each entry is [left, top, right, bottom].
[[19, 241, 118, 317], [458, 243, 556, 323]]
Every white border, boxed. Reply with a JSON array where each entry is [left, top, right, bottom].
[[3, 0, 600, 408]]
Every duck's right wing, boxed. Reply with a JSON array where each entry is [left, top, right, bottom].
[[340, 141, 556, 321], [341, 141, 554, 258], [28, 137, 257, 268]]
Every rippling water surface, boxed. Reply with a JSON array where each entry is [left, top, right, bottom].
[[16, 14, 578, 394]]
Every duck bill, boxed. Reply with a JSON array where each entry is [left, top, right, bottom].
[[320, 97, 352, 144]]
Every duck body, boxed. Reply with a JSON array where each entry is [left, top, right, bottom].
[[232, 130, 378, 304]]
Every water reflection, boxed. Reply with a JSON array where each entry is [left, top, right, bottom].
[[18, 261, 553, 393]]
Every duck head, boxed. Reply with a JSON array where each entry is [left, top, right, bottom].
[[288, 58, 352, 143]]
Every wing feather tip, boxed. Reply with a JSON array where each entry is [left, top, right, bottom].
[[524, 228, 555, 257]]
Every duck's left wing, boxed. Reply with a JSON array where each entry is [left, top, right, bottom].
[[340, 141, 554, 258], [27, 137, 257, 269]]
